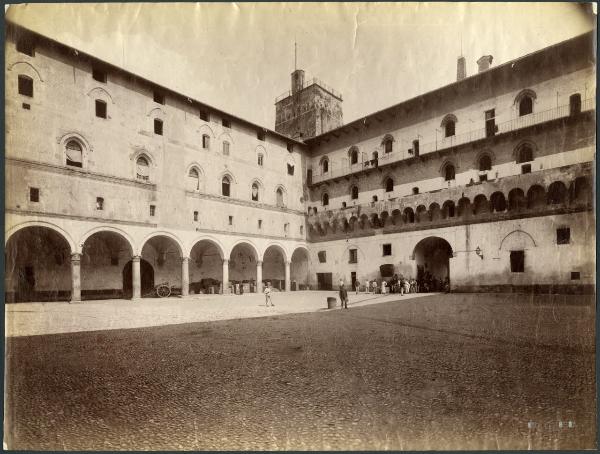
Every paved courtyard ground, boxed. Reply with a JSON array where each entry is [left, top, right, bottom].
[[4, 293, 595, 450]]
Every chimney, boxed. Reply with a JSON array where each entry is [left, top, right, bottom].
[[477, 55, 493, 73], [457, 56, 466, 81], [291, 69, 305, 95]]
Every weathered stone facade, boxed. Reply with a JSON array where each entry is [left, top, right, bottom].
[[4, 21, 595, 302]]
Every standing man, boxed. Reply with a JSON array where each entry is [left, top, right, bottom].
[[264, 281, 274, 307], [355, 278, 361, 295], [339, 282, 348, 309]]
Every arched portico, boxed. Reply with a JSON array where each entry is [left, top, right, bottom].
[[5, 225, 74, 302], [229, 242, 259, 293], [140, 234, 184, 298], [412, 237, 453, 292], [290, 247, 310, 291], [189, 238, 224, 294], [263, 244, 288, 291]]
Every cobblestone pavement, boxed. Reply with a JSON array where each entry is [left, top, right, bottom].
[[5, 291, 430, 337], [5, 293, 595, 450]]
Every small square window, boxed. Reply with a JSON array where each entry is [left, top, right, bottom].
[[95, 100, 107, 119], [153, 91, 165, 104], [228, 215, 233, 225], [96, 197, 104, 210], [222, 118, 231, 128], [318, 251, 327, 263], [18, 75, 33, 97], [571, 271, 581, 280], [257, 130, 266, 141], [193, 211, 198, 221], [349, 249, 358, 264], [412, 187, 419, 195], [510, 250, 524, 273], [150, 205, 156, 216], [29, 187, 39, 202], [22, 103, 30, 110], [557, 227, 570, 245], [110, 256, 119, 266], [16, 38, 35, 56], [521, 164, 531, 174], [154, 119, 163, 135], [383, 244, 392, 256], [287, 164, 295, 175], [479, 174, 488, 182], [200, 110, 210, 122], [92, 67, 107, 83], [258, 219, 262, 229]]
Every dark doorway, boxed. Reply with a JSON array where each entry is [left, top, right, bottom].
[[122, 259, 154, 298], [351, 272, 357, 291], [485, 109, 496, 137], [316, 272, 332, 290], [17, 266, 36, 301], [413, 237, 453, 291]]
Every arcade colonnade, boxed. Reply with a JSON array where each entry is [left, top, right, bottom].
[[4, 219, 310, 302]]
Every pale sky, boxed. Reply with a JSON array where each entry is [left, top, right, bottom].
[[6, 3, 595, 128]]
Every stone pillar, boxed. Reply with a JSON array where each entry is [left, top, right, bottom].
[[285, 260, 291, 292], [70, 253, 81, 303], [256, 260, 263, 293], [181, 257, 190, 297], [132, 255, 141, 299], [222, 259, 230, 294]]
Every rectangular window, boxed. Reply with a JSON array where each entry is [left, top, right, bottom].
[[200, 110, 210, 122], [258, 155, 264, 166], [287, 143, 294, 152], [95, 100, 107, 118], [287, 164, 294, 175], [18, 75, 33, 97], [22, 103, 30, 110], [556, 227, 570, 245], [412, 187, 419, 195], [16, 37, 35, 56], [150, 205, 156, 216], [349, 249, 358, 264], [510, 250, 524, 273], [479, 174, 488, 182], [228, 216, 233, 225], [412, 139, 420, 156], [110, 256, 119, 266], [92, 67, 107, 83], [222, 118, 231, 128], [29, 187, 39, 202], [193, 211, 198, 221], [96, 197, 104, 210], [257, 130, 266, 141], [382, 244, 392, 256], [318, 251, 327, 263], [223, 142, 230, 155], [300, 225, 304, 235], [154, 119, 163, 135], [202, 135, 210, 149], [258, 219, 262, 229], [153, 91, 165, 104], [571, 271, 581, 280], [521, 164, 531, 174], [284, 223, 289, 234]]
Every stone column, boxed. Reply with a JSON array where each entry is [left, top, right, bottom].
[[256, 260, 263, 293], [132, 255, 141, 299], [181, 257, 190, 297], [70, 253, 81, 303], [222, 259, 230, 294], [285, 260, 291, 292]]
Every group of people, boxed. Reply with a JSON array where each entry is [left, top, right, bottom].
[[354, 274, 450, 295]]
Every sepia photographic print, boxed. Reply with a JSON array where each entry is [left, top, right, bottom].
[[3, 2, 597, 450]]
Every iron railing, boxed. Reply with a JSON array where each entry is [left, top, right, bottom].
[[275, 77, 343, 103], [311, 98, 595, 184]]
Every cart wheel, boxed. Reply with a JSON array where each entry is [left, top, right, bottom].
[[156, 284, 171, 298]]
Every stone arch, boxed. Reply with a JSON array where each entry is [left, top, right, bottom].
[[514, 88, 537, 106], [7, 61, 44, 81], [262, 242, 288, 263], [472, 194, 489, 215], [403, 207, 415, 223], [57, 131, 93, 153], [340, 243, 367, 264], [547, 181, 568, 205], [6, 221, 75, 253], [79, 226, 136, 255], [457, 197, 471, 217], [526, 185, 546, 209], [442, 200, 456, 219], [189, 236, 226, 260], [147, 106, 166, 120], [86, 86, 115, 104], [569, 176, 591, 204], [59, 133, 91, 170], [250, 177, 264, 202], [514, 140, 537, 163], [440, 113, 458, 127], [348, 146, 360, 164], [217, 131, 234, 144], [229, 240, 259, 261], [439, 159, 457, 180], [140, 231, 185, 257], [429, 203, 442, 221], [490, 191, 507, 212], [412, 236, 454, 290], [475, 149, 495, 171], [416, 205, 428, 222], [275, 184, 287, 207], [199, 123, 216, 139], [508, 188, 527, 211], [499, 230, 536, 251], [185, 162, 206, 192]]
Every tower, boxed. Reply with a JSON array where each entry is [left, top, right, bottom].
[[274, 43, 343, 139]]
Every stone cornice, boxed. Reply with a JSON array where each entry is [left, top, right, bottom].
[[6, 157, 158, 190], [6, 208, 159, 227], [185, 191, 307, 216], [194, 226, 304, 242]]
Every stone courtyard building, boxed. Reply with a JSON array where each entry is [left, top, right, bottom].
[[5, 21, 595, 301]]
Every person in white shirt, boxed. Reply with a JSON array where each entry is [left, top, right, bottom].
[[264, 281, 274, 307]]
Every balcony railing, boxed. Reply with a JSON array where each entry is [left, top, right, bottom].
[[311, 98, 595, 185]]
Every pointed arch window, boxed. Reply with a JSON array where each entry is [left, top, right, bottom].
[[222, 176, 231, 197], [322, 193, 329, 206], [321, 158, 329, 174], [479, 154, 492, 171], [257, 153, 264, 167], [519, 96, 533, 116], [66, 140, 83, 168], [516, 144, 533, 164], [382, 136, 394, 154], [251, 182, 259, 201], [385, 177, 394, 192], [187, 168, 200, 191], [349, 147, 359, 165], [351, 185, 359, 200], [444, 164, 456, 181], [136, 156, 150, 181], [276, 188, 285, 207]]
